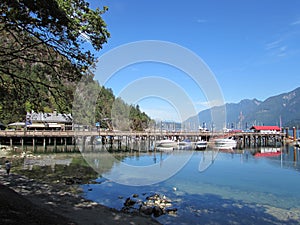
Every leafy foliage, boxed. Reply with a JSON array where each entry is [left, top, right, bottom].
[[0, 0, 109, 122], [73, 78, 152, 131], [0, 0, 151, 130], [129, 105, 150, 131], [1, 0, 109, 72]]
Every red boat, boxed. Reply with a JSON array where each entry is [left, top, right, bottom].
[[254, 148, 282, 157], [254, 151, 281, 157]]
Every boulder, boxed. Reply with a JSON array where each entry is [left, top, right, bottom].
[[139, 205, 153, 215], [124, 197, 136, 207], [152, 206, 163, 217]]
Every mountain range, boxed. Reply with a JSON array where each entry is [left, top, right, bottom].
[[185, 87, 300, 130]]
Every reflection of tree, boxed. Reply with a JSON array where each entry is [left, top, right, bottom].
[[15, 155, 98, 183], [82, 152, 123, 175]]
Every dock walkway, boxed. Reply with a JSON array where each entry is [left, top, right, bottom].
[[0, 130, 286, 152]]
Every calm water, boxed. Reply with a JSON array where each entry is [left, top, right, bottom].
[[81, 146, 300, 225]]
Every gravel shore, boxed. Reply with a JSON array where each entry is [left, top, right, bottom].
[[0, 169, 161, 225]]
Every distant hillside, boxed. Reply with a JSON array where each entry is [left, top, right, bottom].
[[185, 87, 300, 130]]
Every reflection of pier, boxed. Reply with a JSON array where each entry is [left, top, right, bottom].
[[0, 130, 286, 152], [23, 157, 72, 171]]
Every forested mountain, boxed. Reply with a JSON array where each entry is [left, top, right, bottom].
[[0, 77, 151, 131], [0, 0, 151, 131], [186, 87, 300, 130]]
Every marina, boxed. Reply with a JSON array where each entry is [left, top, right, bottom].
[[1, 129, 299, 225], [0, 128, 291, 153]]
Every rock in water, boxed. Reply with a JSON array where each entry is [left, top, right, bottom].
[[139, 205, 153, 215], [153, 206, 163, 217], [165, 208, 178, 215], [124, 197, 136, 207]]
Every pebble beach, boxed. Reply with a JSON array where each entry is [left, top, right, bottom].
[[0, 167, 161, 225]]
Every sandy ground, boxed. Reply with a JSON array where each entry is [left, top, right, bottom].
[[0, 170, 161, 225]]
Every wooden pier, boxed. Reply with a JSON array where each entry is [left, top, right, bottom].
[[0, 130, 287, 153]]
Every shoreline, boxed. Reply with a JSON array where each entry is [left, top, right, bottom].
[[0, 169, 161, 225]]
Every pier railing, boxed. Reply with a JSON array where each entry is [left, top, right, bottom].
[[0, 130, 285, 138], [0, 130, 287, 152], [0, 130, 212, 137]]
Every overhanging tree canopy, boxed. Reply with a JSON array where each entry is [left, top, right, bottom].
[[0, 1, 152, 131], [0, 0, 110, 97]]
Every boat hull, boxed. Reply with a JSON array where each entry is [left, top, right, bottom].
[[195, 141, 208, 150], [213, 138, 237, 150], [156, 140, 177, 148]]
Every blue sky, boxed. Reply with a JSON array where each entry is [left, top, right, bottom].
[[87, 0, 300, 122]]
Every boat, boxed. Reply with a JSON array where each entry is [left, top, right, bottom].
[[177, 139, 193, 150], [155, 139, 177, 148], [254, 151, 281, 157], [254, 147, 282, 157], [213, 138, 237, 150], [293, 139, 300, 147], [195, 140, 208, 150], [155, 146, 175, 152]]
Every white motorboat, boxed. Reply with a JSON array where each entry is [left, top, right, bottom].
[[155, 146, 175, 152], [155, 139, 177, 148], [178, 139, 193, 150], [195, 140, 208, 150], [213, 138, 237, 150], [293, 139, 300, 147]]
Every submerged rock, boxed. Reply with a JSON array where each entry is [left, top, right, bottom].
[[124, 197, 136, 207], [122, 192, 177, 218], [140, 205, 153, 215], [153, 206, 163, 217], [165, 208, 178, 215]]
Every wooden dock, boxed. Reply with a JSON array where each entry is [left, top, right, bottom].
[[0, 130, 287, 152]]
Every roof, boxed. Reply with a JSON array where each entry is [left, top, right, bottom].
[[250, 126, 281, 131], [8, 122, 26, 127], [26, 111, 72, 123]]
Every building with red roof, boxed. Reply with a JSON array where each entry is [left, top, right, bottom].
[[250, 126, 281, 134]]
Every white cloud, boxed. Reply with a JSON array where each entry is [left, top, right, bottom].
[[196, 19, 207, 23], [142, 108, 181, 122], [194, 100, 210, 108], [291, 20, 300, 25], [265, 37, 289, 57], [265, 39, 282, 50], [277, 46, 287, 57]]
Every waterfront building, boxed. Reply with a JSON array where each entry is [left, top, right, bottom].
[[250, 125, 281, 134], [25, 110, 73, 130]]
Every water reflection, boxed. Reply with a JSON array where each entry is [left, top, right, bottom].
[[23, 157, 72, 171], [82, 146, 300, 224], [82, 150, 194, 186]]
